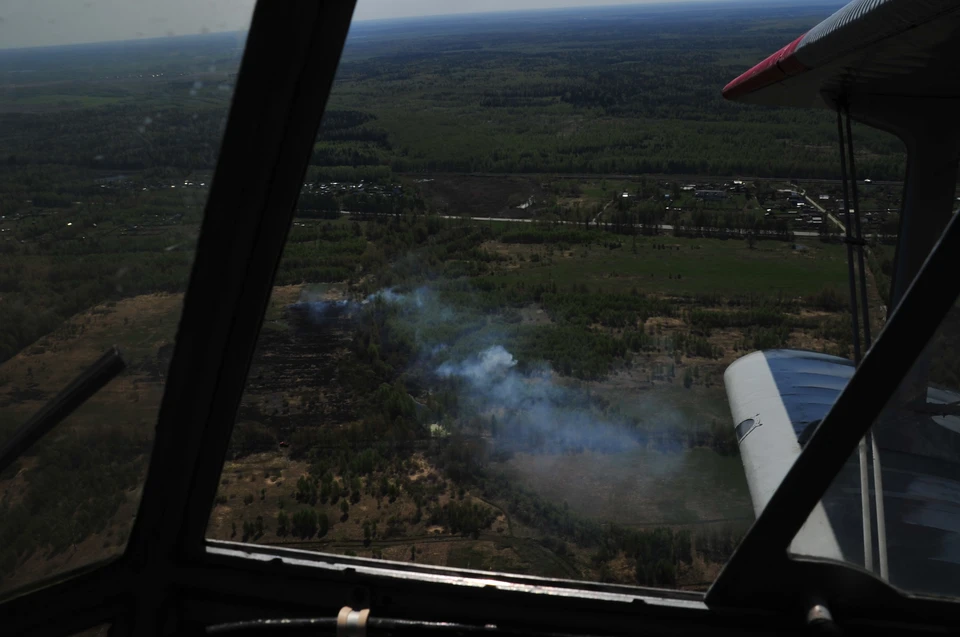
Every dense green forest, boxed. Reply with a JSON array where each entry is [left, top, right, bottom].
[[0, 2, 903, 182], [316, 2, 904, 179]]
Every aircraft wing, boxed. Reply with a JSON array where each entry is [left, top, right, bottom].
[[719, 0, 960, 598], [722, 0, 960, 108], [726, 350, 960, 597]]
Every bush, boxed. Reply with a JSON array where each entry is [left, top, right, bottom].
[[291, 509, 318, 539], [805, 287, 847, 312], [228, 421, 277, 458]]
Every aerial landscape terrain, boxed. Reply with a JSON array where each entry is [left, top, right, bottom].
[[0, 0, 910, 596]]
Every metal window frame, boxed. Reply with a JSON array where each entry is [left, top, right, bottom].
[[4, 1, 960, 635], [0, 1, 356, 634]]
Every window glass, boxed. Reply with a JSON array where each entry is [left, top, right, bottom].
[[210, 1, 908, 591], [790, 293, 960, 597], [0, 0, 255, 598]]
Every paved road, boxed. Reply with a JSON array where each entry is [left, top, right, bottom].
[[792, 184, 846, 232], [401, 171, 905, 187], [342, 210, 823, 238], [796, 189, 890, 241]]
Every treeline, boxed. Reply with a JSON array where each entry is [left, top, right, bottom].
[[0, 106, 227, 170]]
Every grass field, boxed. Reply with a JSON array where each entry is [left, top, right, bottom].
[[484, 237, 849, 298]]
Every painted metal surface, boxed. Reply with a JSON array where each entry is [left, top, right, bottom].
[[721, 0, 960, 106], [796, 0, 956, 66], [724, 350, 845, 560], [721, 35, 807, 101]]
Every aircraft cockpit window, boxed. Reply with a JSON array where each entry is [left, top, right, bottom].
[[9, 0, 960, 632], [0, 0, 256, 600]]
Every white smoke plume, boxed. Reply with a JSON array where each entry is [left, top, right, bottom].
[[436, 345, 517, 381], [293, 286, 653, 454], [435, 345, 637, 453]]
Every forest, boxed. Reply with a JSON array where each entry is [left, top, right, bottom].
[[315, 1, 904, 180], [0, 2, 905, 183]]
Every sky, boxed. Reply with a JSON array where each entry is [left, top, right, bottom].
[[0, 0, 699, 49], [352, 0, 673, 21]]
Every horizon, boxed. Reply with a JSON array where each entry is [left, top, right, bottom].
[[0, 0, 832, 51]]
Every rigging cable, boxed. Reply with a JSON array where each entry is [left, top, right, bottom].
[[844, 105, 873, 349], [843, 105, 888, 580], [837, 106, 862, 366], [837, 105, 873, 574], [837, 104, 889, 579]]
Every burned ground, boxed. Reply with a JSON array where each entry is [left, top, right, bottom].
[[238, 302, 359, 444]]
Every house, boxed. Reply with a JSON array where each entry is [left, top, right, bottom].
[[695, 189, 726, 201]]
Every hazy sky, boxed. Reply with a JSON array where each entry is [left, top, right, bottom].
[[352, 0, 672, 21], [0, 0, 694, 49]]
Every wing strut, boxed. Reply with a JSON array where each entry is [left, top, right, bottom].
[[0, 347, 126, 475], [837, 102, 888, 580]]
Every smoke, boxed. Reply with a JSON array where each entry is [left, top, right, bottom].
[[365, 288, 410, 305], [436, 344, 516, 381], [290, 286, 426, 322], [292, 285, 668, 455], [290, 292, 351, 323], [435, 345, 638, 454]]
